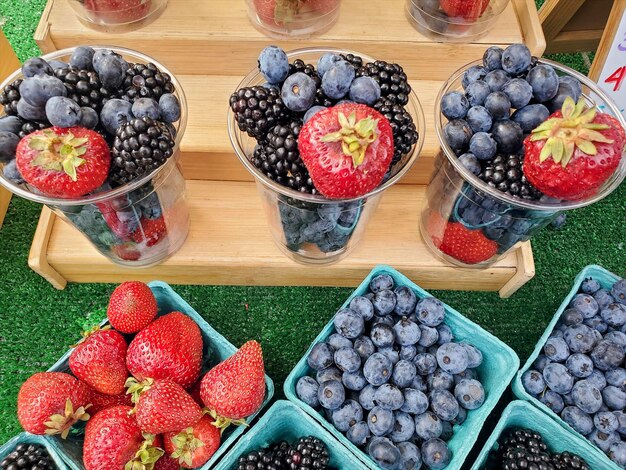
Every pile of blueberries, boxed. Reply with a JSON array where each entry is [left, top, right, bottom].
[[522, 276, 626, 468], [295, 273, 487, 470]]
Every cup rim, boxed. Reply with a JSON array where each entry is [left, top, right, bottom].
[[227, 47, 426, 204], [435, 57, 626, 211], [408, 0, 511, 25], [0, 45, 188, 207]]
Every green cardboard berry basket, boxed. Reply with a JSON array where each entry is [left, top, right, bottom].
[[471, 400, 614, 469], [0, 433, 72, 470], [284, 265, 520, 469], [512, 264, 623, 470], [43, 281, 274, 470], [213, 400, 368, 470]]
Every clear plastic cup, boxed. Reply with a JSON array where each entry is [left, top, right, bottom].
[[0, 46, 189, 267], [406, 0, 510, 42], [421, 58, 626, 268], [68, 0, 168, 28], [228, 48, 425, 265], [246, 0, 341, 38]]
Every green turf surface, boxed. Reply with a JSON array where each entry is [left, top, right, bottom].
[[0, 0, 625, 461]]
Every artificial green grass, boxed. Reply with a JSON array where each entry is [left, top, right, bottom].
[[0, 0, 625, 461]]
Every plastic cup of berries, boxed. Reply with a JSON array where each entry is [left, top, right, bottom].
[[0, 46, 190, 267], [406, 0, 511, 42], [421, 43, 626, 268], [228, 47, 425, 265], [67, 0, 168, 28], [246, 0, 341, 38]]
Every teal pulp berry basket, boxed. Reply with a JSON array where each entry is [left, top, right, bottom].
[[0, 433, 71, 470], [284, 265, 520, 469], [512, 264, 623, 470], [213, 400, 368, 470], [471, 400, 614, 469], [43, 281, 274, 470]]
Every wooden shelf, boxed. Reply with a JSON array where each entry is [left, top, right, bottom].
[[29, 181, 534, 297]]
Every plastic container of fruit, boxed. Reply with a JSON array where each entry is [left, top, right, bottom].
[[0, 46, 190, 268], [67, 0, 168, 28], [471, 400, 614, 469], [283, 264, 520, 469], [0, 433, 72, 470], [228, 48, 425, 266], [511, 264, 623, 470], [405, 0, 510, 42], [246, 0, 341, 38], [422, 58, 626, 268], [40, 281, 274, 470], [213, 400, 367, 469]]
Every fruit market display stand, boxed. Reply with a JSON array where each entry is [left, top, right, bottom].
[[28, 0, 543, 296]]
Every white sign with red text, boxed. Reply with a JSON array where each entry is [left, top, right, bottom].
[[596, 8, 626, 118]]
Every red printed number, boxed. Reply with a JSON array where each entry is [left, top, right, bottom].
[[604, 66, 626, 92]]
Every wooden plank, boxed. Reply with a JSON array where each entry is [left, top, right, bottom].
[[499, 241, 535, 298], [33, 181, 531, 294], [28, 207, 67, 289], [516, 0, 547, 57], [588, 0, 626, 81], [546, 30, 603, 55], [539, 0, 586, 42]]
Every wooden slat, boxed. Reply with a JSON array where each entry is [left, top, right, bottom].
[[539, 0, 586, 42], [33, 181, 532, 295], [588, 0, 626, 81]]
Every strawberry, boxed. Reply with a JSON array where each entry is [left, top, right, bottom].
[[69, 326, 128, 395], [523, 97, 625, 201], [107, 281, 158, 334], [428, 212, 498, 264], [17, 372, 91, 438], [126, 311, 203, 389], [127, 378, 203, 434], [187, 380, 204, 408], [83, 406, 145, 470], [298, 103, 394, 199], [132, 216, 167, 247], [252, 0, 302, 26], [87, 387, 133, 414], [163, 415, 221, 468], [15, 127, 110, 198], [155, 455, 181, 470], [124, 433, 168, 470], [112, 242, 142, 261], [200, 340, 266, 429], [83, 0, 151, 24], [439, 0, 490, 21]]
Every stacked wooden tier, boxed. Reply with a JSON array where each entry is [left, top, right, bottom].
[[30, 0, 545, 296]]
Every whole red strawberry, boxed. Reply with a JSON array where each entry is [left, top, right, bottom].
[[83, 406, 144, 470], [126, 311, 203, 389], [15, 127, 110, 198], [107, 281, 158, 334], [17, 372, 91, 437], [69, 326, 128, 395], [298, 103, 394, 199], [87, 387, 133, 414], [84, 0, 151, 24], [128, 378, 203, 434], [439, 0, 490, 20], [523, 97, 625, 201], [200, 340, 266, 428], [164, 415, 221, 468], [124, 433, 168, 470]]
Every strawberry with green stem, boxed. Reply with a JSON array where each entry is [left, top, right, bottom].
[[163, 415, 221, 468]]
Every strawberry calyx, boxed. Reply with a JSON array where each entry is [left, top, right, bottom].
[[43, 398, 91, 439], [125, 377, 154, 406], [321, 111, 379, 168], [205, 408, 248, 435], [70, 324, 112, 348], [530, 96, 614, 168], [124, 433, 165, 470], [169, 427, 206, 467], [27, 129, 89, 182]]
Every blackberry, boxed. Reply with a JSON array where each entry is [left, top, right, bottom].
[[479, 154, 543, 200], [121, 62, 174, 103], [497, 428, 554, 470], [357, 60, 411, 106], [230, 86, 289, 140], [340, 53, 364, 69], [372, 98, 419, 166], [551, 452, 590, 470], [288, 59, 317, 78], [0, 79, 22, 116], [19, 120, 50, 139], [110, 117, 175, 185], [235, 441, 292, 470], [253, 121, 317, 194], [286, 436, 330, 470], [0, 442, 56, 470], [54, 66, 112, 111]]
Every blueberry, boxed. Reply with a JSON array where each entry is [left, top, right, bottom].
[[469, 132, 497, 160], [20, 75, 67, 107], [465, 80, 491, 108], [0, 116, 23, 135], [347, 420, 370, 446], [421, 438, 451, 470], [258, 46, 289, 84], [454, 368, 478, 384], [571, 293, 599, 318], [436, 324, 454, 343], [98, 55, 126, 90], [462, 65, 487, 89], [589, 429, 620, 453], [427, 369, 454, 391], [501, 44, 531, 75], [321, 61, 355, 100], [551, 213, 567, 229], [328, 333, 353, 351], [2, 159, 24, 184], [465, 105, 493, 133], [602, 303, 626, 327], [483, 46, 504, 71], [615, 410, 626, 435], [565, 353, 593, 378], [501, 78, 533, 109], [45, 97, 82, 128], [371, 274, 394, 292], [454, 378, 485, 410], [561, 406, 594, 435], [317, 53, 343, 78], [443, 119, 472, 152], [303, 105, 326, 124], [371, 323, 395, 349], [436, 342, 468, 374], [393, 287, 417, 316], [484, 69, 510, 92], [70, 46, 95, 70], [609, 441, 626, 467], [563, 324, 597, 353], [359, 384, 378, 411], [373, 315, 396, 327], [595, 411, 619, 433], [397, 441, 421, 469], [410, 375, 428, 392], [491, 119, 523, 154], [308, 342, 334, 370], [368, 436, 401, 469], [399, 388, 427, 415], [158, 94, 181, 123], [594, 288, 615, 310], [49, 60, 68, 71], [79, 107, 99, 129], [373, 290, 397, 316], [368, 405, 396, 436], [544, 336, 570, 361], [571, 380, 602, 413], [460, 343, 482, 368], [430, 389, 459, 421], [416, 298, 445, 327], [418, 326, 439, 348], [100, 99, 133, 134], [343, 369, 368, 391], [441, 91, 470, 120], [281, 72, 317, 112], [354, 336, 376, 359], [546, 81, 580, 113], [414, 353, 438, 376], [331, 399, 363, 432], [527, 64, 559, 102], [611, 279, 626, 305], [389, 411, 414, 444], [540, 390, 565, 414], [317, 380, 345, 410], [605, 331, 626, 349], [393, 319, 421, 346], [591, 340, 624, 371], [22, 57, 53, 77], [400, 345, 417, 362], [296, 376, 320, 407], [454, 152, 480, 176], [379, 347, 400, 365], [364, 352, 393, 386], [0, 132, 20, 163], [349, 76, 381, 106], [414, 411, 442, 440], [484, 91, 511, 120], [334, 308, 365, 339], [561, 308, 584, 326], [131, 98, 160, 120], [391, 360, 417, 388], [334, 347, 361, 373], [374, 383, 405, 411], [602, 385, 626, 410], [543, 363, 574, 394], [587, 369, 607, 391]]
